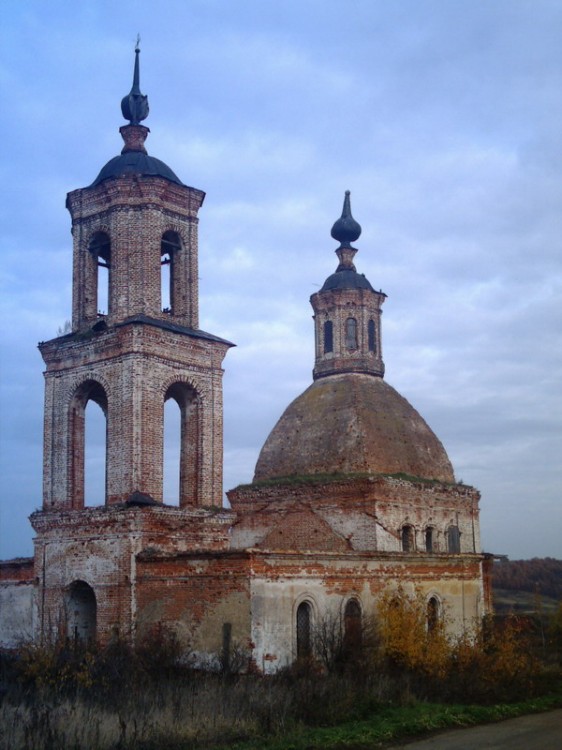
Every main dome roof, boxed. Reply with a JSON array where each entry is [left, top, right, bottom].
[[254, 373, 455, 484]]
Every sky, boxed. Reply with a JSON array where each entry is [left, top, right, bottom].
[[0, 0, 561, 561]]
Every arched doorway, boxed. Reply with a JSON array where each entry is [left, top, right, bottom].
[[66, 581, 96, 643]]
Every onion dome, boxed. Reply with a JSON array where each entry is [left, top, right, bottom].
[[91, 43, 184, 187], [254, 373, 455, 484]]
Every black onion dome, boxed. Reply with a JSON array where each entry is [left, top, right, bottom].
[[331, 190, 361, 247], [91, 152, 184, 187]]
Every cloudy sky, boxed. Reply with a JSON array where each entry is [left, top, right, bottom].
[[1, 1, 561, 561]]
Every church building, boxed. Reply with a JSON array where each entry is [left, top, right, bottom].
[[0, 50, 491, 671]]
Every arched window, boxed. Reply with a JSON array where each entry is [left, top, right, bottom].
[[161, 231, 182, 313], [447, 525, 461, 553], [343, 599, 362, 655], [69, 380, 108, 509], [368, 319, 376, 352], [165, 382, 200, 507], [427, 596, 440, 633], [401, 525, 415, 552], [66, 581, 96, 643], [323, 320, 333, 353], [425, 527, 435, 553], [345, 317, 358, 350], [296, 601, 312, 658], [89, 232, 111, 316]]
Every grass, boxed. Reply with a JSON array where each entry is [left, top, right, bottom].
[[215, 691, 562, 750]]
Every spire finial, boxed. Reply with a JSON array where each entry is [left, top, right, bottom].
[[330, 190, 362, 248], [331, 191, 362, 271], [121, 38, 149, 125]]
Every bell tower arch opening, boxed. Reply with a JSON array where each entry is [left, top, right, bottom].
[[165, 382, 201, 507], [161, 230, 182, 313], [69, 380, 108, 509], [89, 231, 111, 317]]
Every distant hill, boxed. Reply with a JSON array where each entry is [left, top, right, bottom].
[[492, 557, 562, 615]]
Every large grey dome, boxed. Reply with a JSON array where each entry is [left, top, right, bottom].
[[254, 373, 455, 484]]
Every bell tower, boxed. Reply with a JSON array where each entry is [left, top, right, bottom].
[[38, 46, 233, 510]]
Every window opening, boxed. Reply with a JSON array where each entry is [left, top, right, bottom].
[[89, 233, 110, 316], [447, 525, 461, 553], [345, 317, 358, 350], [161, 231, 181, 313], [425, 527, 435, 552], [343, 599, 362, 655], [84, 399, 106, 507], [401, 525, 415, 552], [323, 320, 333, 353], [163, 397, 181, 505], [296, 601, 312, 658], [368, 319, 376, 352], [427, 596, 439, 633]]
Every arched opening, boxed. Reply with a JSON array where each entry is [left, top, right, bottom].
[[161, 231, 182, 313], [84, 399, 107, 507], [66, 581, 96, 643], [401, 524, 415, 552], [163, 397, 181, 505], [447, 525, 461, 553], [345, 317, 358, 350], [368, 319, 376, 352], [343, 599, 362, 655], [323, 320, 333, 353], [69, 380, 108, 509], [165, 382, 200, 507], [425, 526, 435, 553], [89, 232, 111, 316], [427, 596, 440, 633], [296, 601, 312, 659]]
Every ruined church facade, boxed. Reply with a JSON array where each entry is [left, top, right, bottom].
[[0, 52, 491, 671]]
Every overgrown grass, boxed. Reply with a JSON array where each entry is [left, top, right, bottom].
[[216, 692, 562, 750]]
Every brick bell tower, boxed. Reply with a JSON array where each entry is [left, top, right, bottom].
[[31, 47, 233, 643]]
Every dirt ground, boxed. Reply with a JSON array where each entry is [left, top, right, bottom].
[[388, 708, 562, 749]]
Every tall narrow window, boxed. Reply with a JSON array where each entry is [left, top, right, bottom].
[[89, 232, 111, 316], [345, 317, 358, 350], [368, 319, 376, 352], [296, 602, 312, 658], [323, 320, 333, 353], [427, 596, 440, 633], [447, 525, 461, 553], [425, 527, 435, 552], [401, 525, 415, 552], [343, 599, 362, 655], [161, 231, 181, 313]]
